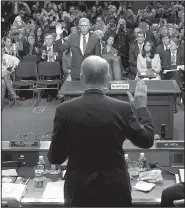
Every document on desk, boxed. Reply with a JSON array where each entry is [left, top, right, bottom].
[[2, 169, 18, 176], [2, 183, 27, 202], [134, 181, 155, 192], [42, 180, 64, 200]]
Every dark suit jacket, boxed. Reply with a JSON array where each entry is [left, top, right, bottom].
[[48, 89, 154, 206], [129, 42, 140, 76], [145, 30, 156, 46], [62, 32, 101, 79], [162, 49, 184, 88], [162, 49, 184, 70], [37, 44, 63, 65], [156, 44, 167, 64]]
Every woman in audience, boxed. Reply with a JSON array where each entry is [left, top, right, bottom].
[[94, 16, 108, 34], [62, 48, 72, 79], [35, 27, 44, 49], [24, 33, 39, 56], [102, 35, 118, 56], [102, 36, 122, 80], [136, 40, 161, 80]]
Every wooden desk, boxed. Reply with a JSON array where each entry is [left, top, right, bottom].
[[19, 168, 175, 207], [58, 80, 181, 139]]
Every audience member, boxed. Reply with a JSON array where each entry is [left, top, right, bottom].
[[1, 51, 20, 106], [136, 40, 161, 80], [38, 33, 62, 65], [156, 33, 171, 64], [129, 31, 145, 79]]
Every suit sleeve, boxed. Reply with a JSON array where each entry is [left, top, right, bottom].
[[95, 38, 102, 57], [129, 45, 137, 67], [48, 107, 69, 164], [125, 104, 154, 149], [61, 36, 71, 53]]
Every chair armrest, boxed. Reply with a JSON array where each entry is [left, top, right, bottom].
[[174, 199, 185, 206]]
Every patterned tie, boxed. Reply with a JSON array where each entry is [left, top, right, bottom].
[[83, 36, 86, 54], [171, 52, 176, 65]]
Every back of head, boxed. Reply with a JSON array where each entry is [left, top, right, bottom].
[[81, 56, 109, 86]]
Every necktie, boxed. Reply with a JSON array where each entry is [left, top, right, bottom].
[[164, 46, 167, 50], [83, 36, 86, 54], [171, 52, 176, 65]]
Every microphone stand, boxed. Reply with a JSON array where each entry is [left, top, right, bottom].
[[149, 162, 175, 176]]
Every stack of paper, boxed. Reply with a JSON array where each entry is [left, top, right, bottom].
[[2, 169, 18, 176], [2, 183, 27, 202], [42, 180, 65, 202], [134, 181, 155, 192]]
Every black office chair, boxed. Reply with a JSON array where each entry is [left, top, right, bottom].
[[36, 62, 62, 104], [22, 55, 38, 63], [12, 62, 37, 106]]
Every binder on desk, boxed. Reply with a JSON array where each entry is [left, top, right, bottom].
[[2, 183, 27, 202], [179, 169, 184, 182]]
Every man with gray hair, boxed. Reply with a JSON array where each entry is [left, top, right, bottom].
[[48, 55, 154, 207], [62, 18, 101, 80]]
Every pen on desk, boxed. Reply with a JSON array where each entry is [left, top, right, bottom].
[[24, 177, 30, 185]]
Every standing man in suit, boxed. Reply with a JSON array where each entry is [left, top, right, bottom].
[[48, 55, 154, 207], [129, 31, 145, 79], [62, 18, 101, 81]]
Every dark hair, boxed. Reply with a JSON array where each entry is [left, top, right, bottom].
[[170, 37, 180, 46], [3, 36, 13, 43], [161, 33, 171, 39], [106, 35, 115, 45], [142, 40, 156, 59]]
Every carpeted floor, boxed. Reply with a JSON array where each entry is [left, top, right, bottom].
[[2, 99, 184, 141]]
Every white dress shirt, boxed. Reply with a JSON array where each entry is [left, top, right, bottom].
[[80, 33, 89, 55], [138, 43, 144, 53], [171, 50, 177, 65]]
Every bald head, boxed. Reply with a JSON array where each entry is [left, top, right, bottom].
[[80, 56, 109, 86]]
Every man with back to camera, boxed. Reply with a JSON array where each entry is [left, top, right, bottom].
[[62, 17, 101, 81], [48, 55, 154, 207]]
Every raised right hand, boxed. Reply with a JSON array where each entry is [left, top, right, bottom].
[[127, 80, 147, 109]]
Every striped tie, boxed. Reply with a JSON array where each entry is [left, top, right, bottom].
[[83, 36, 86, 54]]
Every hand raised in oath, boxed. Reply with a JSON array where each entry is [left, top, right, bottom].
[[127, 80, 147, 109]]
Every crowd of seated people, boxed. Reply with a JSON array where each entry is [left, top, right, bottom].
[[1, 1, 184, 109]]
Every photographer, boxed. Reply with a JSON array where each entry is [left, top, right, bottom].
[[114, 18, 130, 71]]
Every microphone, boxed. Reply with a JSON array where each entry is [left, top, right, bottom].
[[149, 162, 175, 176]]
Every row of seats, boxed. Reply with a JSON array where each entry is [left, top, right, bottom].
[[12, 62, 62, 106]]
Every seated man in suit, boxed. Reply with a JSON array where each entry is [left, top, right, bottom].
[[38, 32, 63, 65], [162, 37, 184, 112], [129, 31, 145, 79], [156, 33, 171, 64], [62, 18, 101, 81], [48, 55, 154, 207], [38, 32, 63, 101]]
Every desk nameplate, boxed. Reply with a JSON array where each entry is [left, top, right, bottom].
[[10, 141, 40, 148], [110, 83, 129, 90], [156, 141, 184, 149]]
